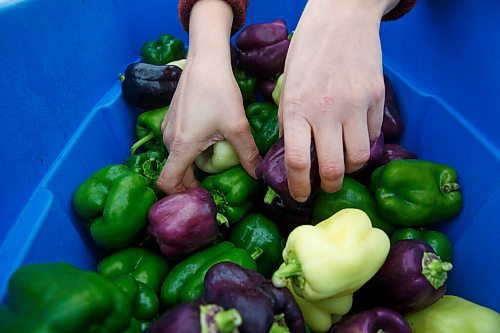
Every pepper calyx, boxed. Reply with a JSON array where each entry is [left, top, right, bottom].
[[442, 182, 460, 193], [272, 252, 304, 288], [421, 251, 453, 289]]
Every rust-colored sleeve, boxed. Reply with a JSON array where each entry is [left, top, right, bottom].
[[178, 0, 416, 35], [383, 0, 417, 21], [178, 0, 249, 35]]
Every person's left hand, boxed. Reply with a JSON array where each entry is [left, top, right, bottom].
[[278, 0, 397, 202]]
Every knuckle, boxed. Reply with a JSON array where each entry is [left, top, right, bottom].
[[371, 82, 385, 105], [319, 163, 345, 181], [229, 121, 251, 137], [348, 148, 371, 167], [285, 152, 309, 172]]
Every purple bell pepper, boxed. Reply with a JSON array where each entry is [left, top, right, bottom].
[[257, 78, 277, 102], [236, 19, 290, 77], [382, 75, 404, 140], [361, 240, 453, 313], [329, 307, 411, 333], [146, 300, 242, 333], [203, 262, 306, 333], [256, 137, 320, 209], [148, 188, 222, 256], [374, 143, 417, 168]]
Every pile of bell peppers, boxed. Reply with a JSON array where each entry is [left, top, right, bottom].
[[2, 23, 499, 333]]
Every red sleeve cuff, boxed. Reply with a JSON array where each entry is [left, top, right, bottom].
[[382, 0, 417, 21], [179, 0, 249, 35]]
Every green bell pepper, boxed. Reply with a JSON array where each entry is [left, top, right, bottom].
[[272, 73, 284, 106], [195, 140, 241, 174], [0, 263, 134, 333], [141, 33, 186, 65], [312, 176, 395, 235], [234, 68, 257, 106], [125, 148, 166, 198], [73, 165, 157, 250], [229, 213, 284, 277], [110, 275, 159, 322], [201, 166, 259, 224], [391, 227, 453, 262], [97, 247, 170, 294], [245, 102, 280, 155], [370, 159, 462, 226], [160, 241, 259, 307], [130, 106, 168, 154]]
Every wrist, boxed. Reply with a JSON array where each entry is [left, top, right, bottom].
[[308, 0, 399, 21], [188, 0, 233, 59]]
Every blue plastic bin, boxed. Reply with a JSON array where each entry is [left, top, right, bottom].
[[1, 0, 499, 313]]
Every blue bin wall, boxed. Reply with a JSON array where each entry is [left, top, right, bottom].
[[1, 0, 499, 312]]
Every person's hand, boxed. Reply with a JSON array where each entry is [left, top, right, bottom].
[[279, 0, 398, 202], [157, 0, 260, 194]]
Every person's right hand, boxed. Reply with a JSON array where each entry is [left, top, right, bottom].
[[156, 0, 260, 195]]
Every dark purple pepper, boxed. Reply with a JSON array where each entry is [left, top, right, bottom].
[[256, 195, 312, 237], [120, 62, 182, 109], [148, 188, 219, 256], [329, 307, 411, 333], [374, 240, 453, 312], [349, 138, 418, 186], [203, 262, 306, 333], [382, 75, 404, 140], [369, 132, 385, 165], [146, 300, 242, 333], [373, 144, 417, 167], [256, 137, 320, 209], [236, 19, 290, 77], [257, 78, 277, 102]]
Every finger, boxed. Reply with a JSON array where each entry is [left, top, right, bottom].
[[343, 111, 371, 174], [182, 165, 199, 189], [283, 113, 312, 203], [157, 141, 200, 194], [313, 122, 344, 193], [225, 121, 261, 179]]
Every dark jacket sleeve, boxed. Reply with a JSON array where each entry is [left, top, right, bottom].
[[178, 0, 416, 35]]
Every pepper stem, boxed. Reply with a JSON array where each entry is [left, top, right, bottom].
[[377, 330, 386, 333], [272, 253, 303, 288], [442, 182, 460, 193], [118, 72, 125, 82], [142, 158, 163, 180], [214, 308, 243, 333], [264, 187, 278, 204], [130, 132, 155, 155], [422, 251, 453, 289], [216, 213, 229, 227], [250, 247, 264, 260]]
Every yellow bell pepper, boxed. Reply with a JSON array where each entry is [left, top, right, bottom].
[[405, 295, 500, 333], [287, 280, 352, 333], [272, 208, 390, 301]]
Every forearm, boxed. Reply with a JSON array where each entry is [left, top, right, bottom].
[[188, 0, 233, 62]]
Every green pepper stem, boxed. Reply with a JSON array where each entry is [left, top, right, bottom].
[[216, 213, 229, 227], [442, 182, 460, 193], [264, 187, 278, 204], [251, 247, 264, 260], [272, 262, 302, 288], [142, 158, 163, 180], [130, 132, 155, 155], [214, 308, 242, 333], [377, 330, 385, 333], [422, 252, 453, 289], [118, 72, 125, 82]]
